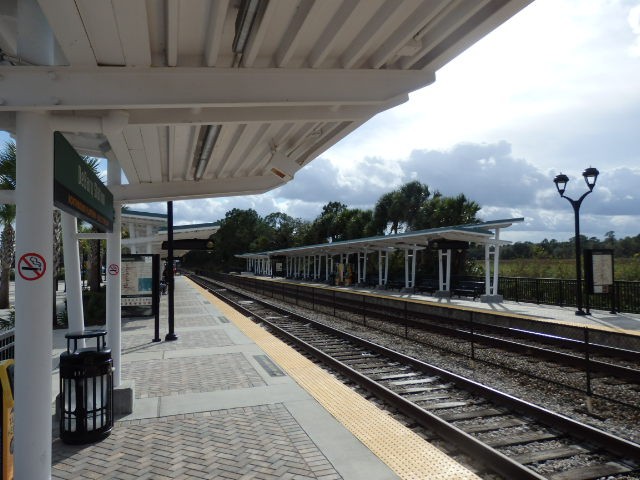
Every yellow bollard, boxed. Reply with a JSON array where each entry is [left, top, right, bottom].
[[0, 359, 14, 480]]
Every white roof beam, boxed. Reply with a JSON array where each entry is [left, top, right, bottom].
[[0, 67, 434, 109], [165, 0, 179, 66], [125, 104, 389, 126], [166, 125, 175, 181], [36, 0, 95, 66], [140, 126, 163, 182], [401, 0, 489, 70], [112, 0, 152, 66], [275, 0, 317, 68], [308, 0, 359, 68], [369, 0, 449, 69], [204, 0, 229, 67], [341, 1, 412, 69], [241, 1, 278, 67], [110, 174, 284, 203]]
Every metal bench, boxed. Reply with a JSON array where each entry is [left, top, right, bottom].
[[452, 281, 484, 300]]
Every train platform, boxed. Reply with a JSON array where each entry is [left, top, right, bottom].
[[249, 275, 640, 336], [49, 276, 479, 480]]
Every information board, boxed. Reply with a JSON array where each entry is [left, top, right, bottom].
[[584, 249, 614, 294], [121, 254, 157, 317]]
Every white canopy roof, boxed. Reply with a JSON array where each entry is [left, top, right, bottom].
[[237, 217, 524, 258], [0, 0, 531, 204]]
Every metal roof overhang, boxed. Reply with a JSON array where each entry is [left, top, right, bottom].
[[0, 0, 532, 204], [241, 218, 524, 258]]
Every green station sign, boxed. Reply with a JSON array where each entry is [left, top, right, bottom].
[[54, 132, 114, 232]]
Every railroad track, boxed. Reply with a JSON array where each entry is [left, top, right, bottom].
[[216, 272, 640, 410], [190, 274, 640, 480]]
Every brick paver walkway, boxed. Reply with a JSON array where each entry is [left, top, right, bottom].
[[52, 405, 341, 480], [121, 353, 267, 398], [51, 278, 343, 479]]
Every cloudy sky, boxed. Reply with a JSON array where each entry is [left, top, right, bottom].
[[3, 0, 639, 243]]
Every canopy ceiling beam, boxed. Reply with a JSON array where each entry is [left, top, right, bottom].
[[109, 174, 283, 203], [0, 67, 434, 110], [122, 102, 400, 126]]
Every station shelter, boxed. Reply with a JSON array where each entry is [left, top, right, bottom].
[[0, 1, 532, 477], [238, 218, 523, 302]]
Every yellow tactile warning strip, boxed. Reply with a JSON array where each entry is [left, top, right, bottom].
[[187, 278, 480, 480]]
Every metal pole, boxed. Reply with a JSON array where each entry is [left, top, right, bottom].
[[165, 201, 178, 340], [573, 202, 585, 315]]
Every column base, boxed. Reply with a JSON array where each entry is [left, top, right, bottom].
[[480, 294, 504, 303]]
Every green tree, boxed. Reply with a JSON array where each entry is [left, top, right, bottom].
[[373, 181, 430, 234], [416, 193, 480, 229], [0, 142, 16, 309], [212, 209, 263, 271]]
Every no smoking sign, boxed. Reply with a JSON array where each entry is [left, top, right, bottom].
[[18, 253, 46, 281], [108, 264, 119, 276]]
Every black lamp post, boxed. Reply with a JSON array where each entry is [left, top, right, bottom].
[[553, 167, 599, 316]]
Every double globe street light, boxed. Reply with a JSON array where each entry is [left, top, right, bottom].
[[553, 167, 599, 315]]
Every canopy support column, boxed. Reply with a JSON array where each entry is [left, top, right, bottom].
[[481, 229, 504, 303], [61, 212, 84, 334], [107, 157, 123, 385], [436, 249, 452, 297], [14, 111, 53, 480]]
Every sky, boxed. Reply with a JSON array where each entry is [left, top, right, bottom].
[[3, 0, 639, 243]]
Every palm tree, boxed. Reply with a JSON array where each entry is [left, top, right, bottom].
[[0, 142, 16, 309]]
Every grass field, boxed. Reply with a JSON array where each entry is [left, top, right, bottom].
[[475, 257, 640, 281]]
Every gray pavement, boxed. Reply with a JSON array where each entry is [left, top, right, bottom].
[[50, 277, 400, 480], [301, 279, 640, 334]]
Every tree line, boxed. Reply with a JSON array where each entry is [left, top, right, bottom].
[[480, 232, 640, 261], [183, 181, 481, 273]]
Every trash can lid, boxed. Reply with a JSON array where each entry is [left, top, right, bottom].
[[65, 329, 107, 340]]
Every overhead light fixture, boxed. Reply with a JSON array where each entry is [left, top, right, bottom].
[[194, 125, 220, 180], [232, 0, 264, 66], [269, 150, 296, 181]]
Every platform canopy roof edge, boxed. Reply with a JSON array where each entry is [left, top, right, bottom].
[[236, 217, 524, 259]]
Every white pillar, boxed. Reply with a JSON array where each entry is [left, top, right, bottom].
[[384, 250, 389, 285], [61, 212, 84, 333], [438, 250, 444, 290], [493, 230, 501, 296], [129, 222, 137, 254], [411, 248, 417, 288], [446, 249, 452, 291], [107, 158, 122, 386], [146, 224, 153, 253], [404, 249, 409, 289], [357, 252, 362, 284], [484, 243, 491, 295], [15, 111, 53, 480], [362, 250, 367, 284]]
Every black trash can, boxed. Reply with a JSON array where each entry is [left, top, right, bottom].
[[59, 330, 113, 445]]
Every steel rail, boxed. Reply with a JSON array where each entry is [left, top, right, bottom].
[[191, 275, 546, 480]]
